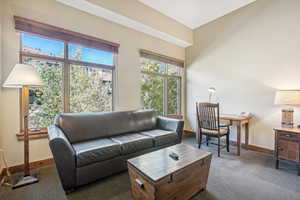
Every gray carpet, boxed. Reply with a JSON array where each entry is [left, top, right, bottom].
[[1, 136, 300, 200]]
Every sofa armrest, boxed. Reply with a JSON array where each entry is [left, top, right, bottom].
[[48, 125, 76, 191], [157, 116, 184, 143]]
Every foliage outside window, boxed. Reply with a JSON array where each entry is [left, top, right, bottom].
[[70, 65, 112, 113], [23, 58, 64, 128], [141, 56, 182, 116], [21, 33, 114, 129]]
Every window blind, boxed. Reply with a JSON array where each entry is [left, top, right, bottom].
[[140, 49, 184, 68], [15, 16, 119, 53]]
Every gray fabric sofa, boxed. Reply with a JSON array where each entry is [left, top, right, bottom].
[[48, 109, 184, 192]]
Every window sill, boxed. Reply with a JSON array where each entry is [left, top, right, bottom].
[[166, 115, 183, 120], [16, 128, 48, 141]]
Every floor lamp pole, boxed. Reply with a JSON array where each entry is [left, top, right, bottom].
[[12, 87, 38, 189], [23, 87, 30, 176]]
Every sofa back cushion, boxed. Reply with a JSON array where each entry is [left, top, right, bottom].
[[131, 110, 157, 132], [55, 110, 156, 143]]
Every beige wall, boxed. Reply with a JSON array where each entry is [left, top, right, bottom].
[[0, 0, 3, 149], [0, 0, 185, 166], [186, 0, 300, 150], [88, 0, 193, 44]]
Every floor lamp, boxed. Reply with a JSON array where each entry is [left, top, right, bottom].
[[2, 64, 45, 188]]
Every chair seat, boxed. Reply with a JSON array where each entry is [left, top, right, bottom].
[[111, 133, 153, 155], [220, 120, 231, 127], [201, 127, 229, 136], [73, 138, 121, 167], [140, 129, 177, 146]]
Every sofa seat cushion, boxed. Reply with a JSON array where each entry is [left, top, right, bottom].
[[111, 133, 153, 155], [73, 138, 121, 167], [140, 129, 177, 146]]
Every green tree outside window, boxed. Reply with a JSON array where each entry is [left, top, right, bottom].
[[141, 57, 181, 116]]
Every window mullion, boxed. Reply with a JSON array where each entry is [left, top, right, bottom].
[[63, 43, 70, 113], [178, 77, 181, 115], [164, 77, 168, 116], [164, 65, 168, 116], [112, 53, 117, 111]]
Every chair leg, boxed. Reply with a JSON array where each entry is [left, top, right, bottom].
[[206, 136, 209, 146], [218, 137, 221, 157], [65, 188, 75, 195], [198, 132, 203, 149], [226, 134, 230, 152]]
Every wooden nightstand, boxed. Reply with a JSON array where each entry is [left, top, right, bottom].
[[274, 127, 300, 175]]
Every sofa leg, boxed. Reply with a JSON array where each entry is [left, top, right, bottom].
[[65, 188, 75, 195]]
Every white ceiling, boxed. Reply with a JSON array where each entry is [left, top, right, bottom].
[[56, 0, 192, 47], [139, 0, 256, 29]]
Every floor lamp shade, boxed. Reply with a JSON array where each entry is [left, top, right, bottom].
[[3, 64, 45, 88], [2, 63, 45, 189], [274, 90, 300, 127]]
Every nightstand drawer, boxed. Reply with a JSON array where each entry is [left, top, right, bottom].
[[278, 139, 300, 162], [274, 127, 300, 176], [278, 131, 300, 141]]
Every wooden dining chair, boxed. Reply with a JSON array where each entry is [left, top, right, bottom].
[[196, 102, 230, 157]]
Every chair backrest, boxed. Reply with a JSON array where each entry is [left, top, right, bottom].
[[196, 102, 220, 131]]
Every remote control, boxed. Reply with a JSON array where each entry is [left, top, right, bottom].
[[169, 152, 179, 160]]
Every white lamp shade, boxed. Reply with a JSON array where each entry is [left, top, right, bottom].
[[208, 87, 216, 93], [2, 64, 45, 88], [274, 90, 300, 105]]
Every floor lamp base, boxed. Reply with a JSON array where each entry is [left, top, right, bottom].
[[12, 175, 39, 189]]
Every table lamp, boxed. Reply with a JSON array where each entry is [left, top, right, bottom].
[[208, 87, 216, 103], [3, 64, 45, 188], [274, 90, 300, 128]]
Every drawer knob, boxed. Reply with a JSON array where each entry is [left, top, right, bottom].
[[278, 147, 284, 151], [135, 178, 144, 189], [285, 134, 291, 137]]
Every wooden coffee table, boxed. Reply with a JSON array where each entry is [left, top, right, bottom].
[[127, 144, 212, 200]]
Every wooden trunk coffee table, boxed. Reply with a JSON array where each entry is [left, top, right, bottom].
[[127, 144, 212, 200]]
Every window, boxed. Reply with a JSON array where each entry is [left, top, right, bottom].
[[140, 50, 183, 116], [21, 33, 65, 58], [20, 33, 116, 130], [22, 57, 64, 128], [68, 44, 114, 66], [141, 73, 164, 115], [70, 64, 113, 113]]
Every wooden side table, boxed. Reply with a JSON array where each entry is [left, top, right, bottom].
[[220, 114, 252, 156], [274, 127, 300, 176]]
